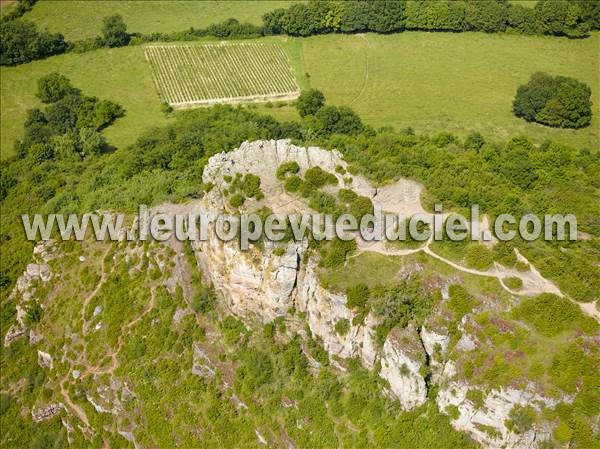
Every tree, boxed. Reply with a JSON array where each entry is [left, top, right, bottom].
[[45, 94, 82, 133], [92, 100, 125, 129], [262, 8, 286, 35], [281, 2, 329, 36], [36, 72, 79, 103], [341, 1, 370, 32], [332, 106, 363, 134], [52, 131, 79, 159], [102, 14, 130, 47], [79, 127, 106, 156], [535, 77, 592, 128], [535, 0, 569, 35], [368, 0, 406, 33], [316, 105, 341, 133], [513, 72, 592, 129], [24, 108, 46, 127], [28, 143, 54, 164], [498, 136, 538, 189], [513, 72, 556, 122], [508, 4, 537, 34], [465, 0, 509, 33], [0, 19, 66, 66], [296, 89, 325, 117], [464, 132, 485, 151]]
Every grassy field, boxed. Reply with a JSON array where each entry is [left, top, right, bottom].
[[2, 31, 598, 159], [145, 43, 299, 107], [299, 32, 599, 149], [21, 0, 294, 41], [0, 45, 171, 157]]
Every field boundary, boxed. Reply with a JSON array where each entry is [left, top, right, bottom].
[[169, 92, 299, 109]]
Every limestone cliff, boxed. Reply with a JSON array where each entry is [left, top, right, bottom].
[[185, 139, 562, 449], [2, 139, 570, 448]]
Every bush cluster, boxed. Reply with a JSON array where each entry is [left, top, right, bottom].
[[15, 72, 124, 161], [513, 72, 592, 129], [511, 293, 598, 337], [0, 18, 66, 65], [295, 89, 364, 136], [224, 172, 264, 207]]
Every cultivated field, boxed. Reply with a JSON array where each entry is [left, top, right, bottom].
[[145, 43, 300, 107]]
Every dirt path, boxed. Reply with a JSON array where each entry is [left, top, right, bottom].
[[56, 246, 114, 431], [81, 246, 113, 335], [59, 270, 156, 434], [356, 236, 599, 321], [85, 286, 157, 377], [59, 378, 90, 429], [349, 34, 369, 106]]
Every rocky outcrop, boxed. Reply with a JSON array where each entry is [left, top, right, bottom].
[[379, 324, 427, 410], [192, 344, 216, 378], [295, 260, 379, 368], [32, 403, 63, 422], [86, 378, 133, 416], [157, 140, 568, 449], [37, 350, 53, 369], [3, 324, 25, 347], [437, 383, 557, 449], [5, 241, 57, 347], [194, 139, 380, 366]]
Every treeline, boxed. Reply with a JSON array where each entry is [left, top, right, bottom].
[[264, 0, 600, 37], [0, 0, 66, 66], [2, 86, 598, 302], [0, 0, 36, 21], [132, 18, 263, 44], [70, 16, 263, 52], [3, 1, 599, 66], [0, 12, 262, 65]]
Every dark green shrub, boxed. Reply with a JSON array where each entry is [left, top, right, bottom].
[[346, 284, 369, 313], [464, 132, 485, 151], [102, 14, 130, 47], [36, 72, 79, 104], [513, 72, 592, 129], [335, 319, 350, 336], [276, 161, 300, 180], [504, 277, 523, 290], [308, 190, 338, 214], [284, 175, 302, 192], [296, 89, 325, 117], [229, 193, 245, 208], [304, 166, 337, 188], [505, 405, 537, 434]]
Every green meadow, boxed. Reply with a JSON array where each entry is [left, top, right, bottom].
[[2, 31, 598, 159], [20, 0, 295, 40], [299, 32, 599, 148], [1, 45, 171, 157]]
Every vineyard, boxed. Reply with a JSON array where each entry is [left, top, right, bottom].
[[144, 42, 300, 107]]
